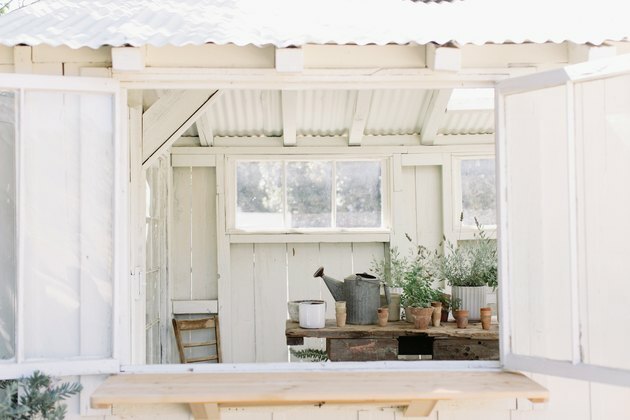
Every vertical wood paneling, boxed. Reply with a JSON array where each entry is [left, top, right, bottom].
[[254, 244, 288, 362], [319, 243, 353, 319], [415, 166, 443, 251], [172, 167, 192, 300], [352, 243, 385, 274], [230, 244, 256, 363], [191, 167, 218, 300], [590, 382, 630, 419], [391, 166, 417, 253], [287, 243, 321, 301]]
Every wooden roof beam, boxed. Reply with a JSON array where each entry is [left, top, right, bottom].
[[196, 113, 214, 147], [348, 90, 373, 146], [426, 43, 461, 73], [142, 90, 223, 167], [420, 89, 453, 145], [281, 90, 297, 146]]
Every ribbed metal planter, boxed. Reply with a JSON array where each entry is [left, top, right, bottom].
[[451, 286, 486, 321]]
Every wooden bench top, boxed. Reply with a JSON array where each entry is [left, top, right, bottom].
[[91, 370, 547, 419], [285, 320, 499, 340]]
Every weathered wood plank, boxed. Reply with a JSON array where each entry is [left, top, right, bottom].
[[172, 167, 192, 300], [191, 167, 217, 300], [285, 320, 498, 340], [229, 244, 256, 363], [327, 338, 398, 362], [432, 338, 499, 361], [254, 244, 288, 362]]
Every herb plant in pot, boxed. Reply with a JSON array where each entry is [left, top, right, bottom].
[[400, 246, 442, 330], [371, 247, 407, 322], [436, 219, 497, 321]]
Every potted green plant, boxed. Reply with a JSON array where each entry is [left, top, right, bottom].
[[399, 245, 442, 329], [435, 218, 497, 321], [371, 247, 408, 321]]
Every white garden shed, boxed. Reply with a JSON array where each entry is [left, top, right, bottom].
[[1, 0, 630, 419]]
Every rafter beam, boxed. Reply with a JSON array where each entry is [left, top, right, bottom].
[[196, 113, 214, 147], [281, 90, 298, 146], [420, 89, 453, 145], [426, 43, 461, 72], [348, 90, 373, 146], [142, 90, 223, 167]]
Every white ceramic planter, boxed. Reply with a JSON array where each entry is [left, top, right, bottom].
[[451, 286, 486, 321], [299, 300, 326, 328]]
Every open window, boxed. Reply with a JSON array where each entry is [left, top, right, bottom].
[[0, 74, 124, 379], [497, 55, 630, 387]]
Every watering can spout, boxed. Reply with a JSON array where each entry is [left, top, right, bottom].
[[313, 266, 345, 302]]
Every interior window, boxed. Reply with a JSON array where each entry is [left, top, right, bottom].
[[0, 90, 16, 361], [235, 159, 383, 231], [460, 158, 496, 227]]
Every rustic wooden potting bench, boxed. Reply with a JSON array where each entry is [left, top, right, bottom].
[[285, 320, 499, 361]]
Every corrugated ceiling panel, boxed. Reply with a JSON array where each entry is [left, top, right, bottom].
[[365, 90, 431, 135], [208, 90, 282, 137], [0, 0, 627, 48], [439, 109, 494, 135], [297, 90, 355, 137]]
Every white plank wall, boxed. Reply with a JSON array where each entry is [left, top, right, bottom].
[[171, 167, 218, 301], [229, 242, 385, 363]]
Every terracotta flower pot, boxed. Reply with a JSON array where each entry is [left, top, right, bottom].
[[430, 302, 442, 327], [377, 307, 389, 327], [454, 309, 469, 329], [410, 307, 433, 330], [440, 308, 449, 323], [480, 307, 492, 330], [336, 309, 347, 327]]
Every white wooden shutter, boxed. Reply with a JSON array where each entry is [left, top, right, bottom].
[[497, 55, 630, 386], [0, 74, 124, 378]]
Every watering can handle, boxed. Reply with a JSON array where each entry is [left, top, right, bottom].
[[383, 283, 391, 305]]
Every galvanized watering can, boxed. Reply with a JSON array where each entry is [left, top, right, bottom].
[[313, 267, 390, 325]]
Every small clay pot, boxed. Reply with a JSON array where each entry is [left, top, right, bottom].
[[335, 301, 346, 311], [410, 307, 433, 330], [430, 302, 442, 327], [336, 310, 347, 327], [440, 308, 449, 323], [454, 309, 469, 329], [377, 307, 389, 327], [480, 307, 492, 330]]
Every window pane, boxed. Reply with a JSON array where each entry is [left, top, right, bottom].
[[461, 158, 496, 226], [236, 161, 283, 229], [336, 161, 382, 228], [287, 161, 332, 228], [22, 91, 114, 360], [0, 91, 16, 360]]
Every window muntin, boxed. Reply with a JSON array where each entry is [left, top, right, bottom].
[[234, 159, 383, 231], [0, 90, 16, 361]]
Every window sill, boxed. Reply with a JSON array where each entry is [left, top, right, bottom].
[[91, 370, 548, 419], [228, 231, 390, 243]]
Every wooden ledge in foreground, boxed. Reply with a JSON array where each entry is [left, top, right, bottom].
[[91, 370, 548, 419]]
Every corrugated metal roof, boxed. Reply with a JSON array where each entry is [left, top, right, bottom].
[[439, 109, 494, 135], [0, 0, 628, 48], [173, 88, 492, 139]]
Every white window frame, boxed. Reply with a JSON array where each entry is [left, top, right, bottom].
[[497, 54, 630, 387], [450, 153, 497, 240], [0, 74, 126, 379], [226, 155, 391, 236]]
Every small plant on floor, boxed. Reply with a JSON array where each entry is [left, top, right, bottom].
[[0, 371, 82, 420], [290, 348, 329, 362]]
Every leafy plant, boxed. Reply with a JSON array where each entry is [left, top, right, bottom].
[[0, 371, 82, 420], [451, 297, 462, 312], [370, 246, 408, 288], [436, 218, 497, 288], [290, 348, 329, 362]]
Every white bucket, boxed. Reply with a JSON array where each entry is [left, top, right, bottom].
[[299, 300, 326, 329]]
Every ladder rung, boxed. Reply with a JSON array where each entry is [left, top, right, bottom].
[[187, 355, 218, 363], [183, 340, 217, 348]]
